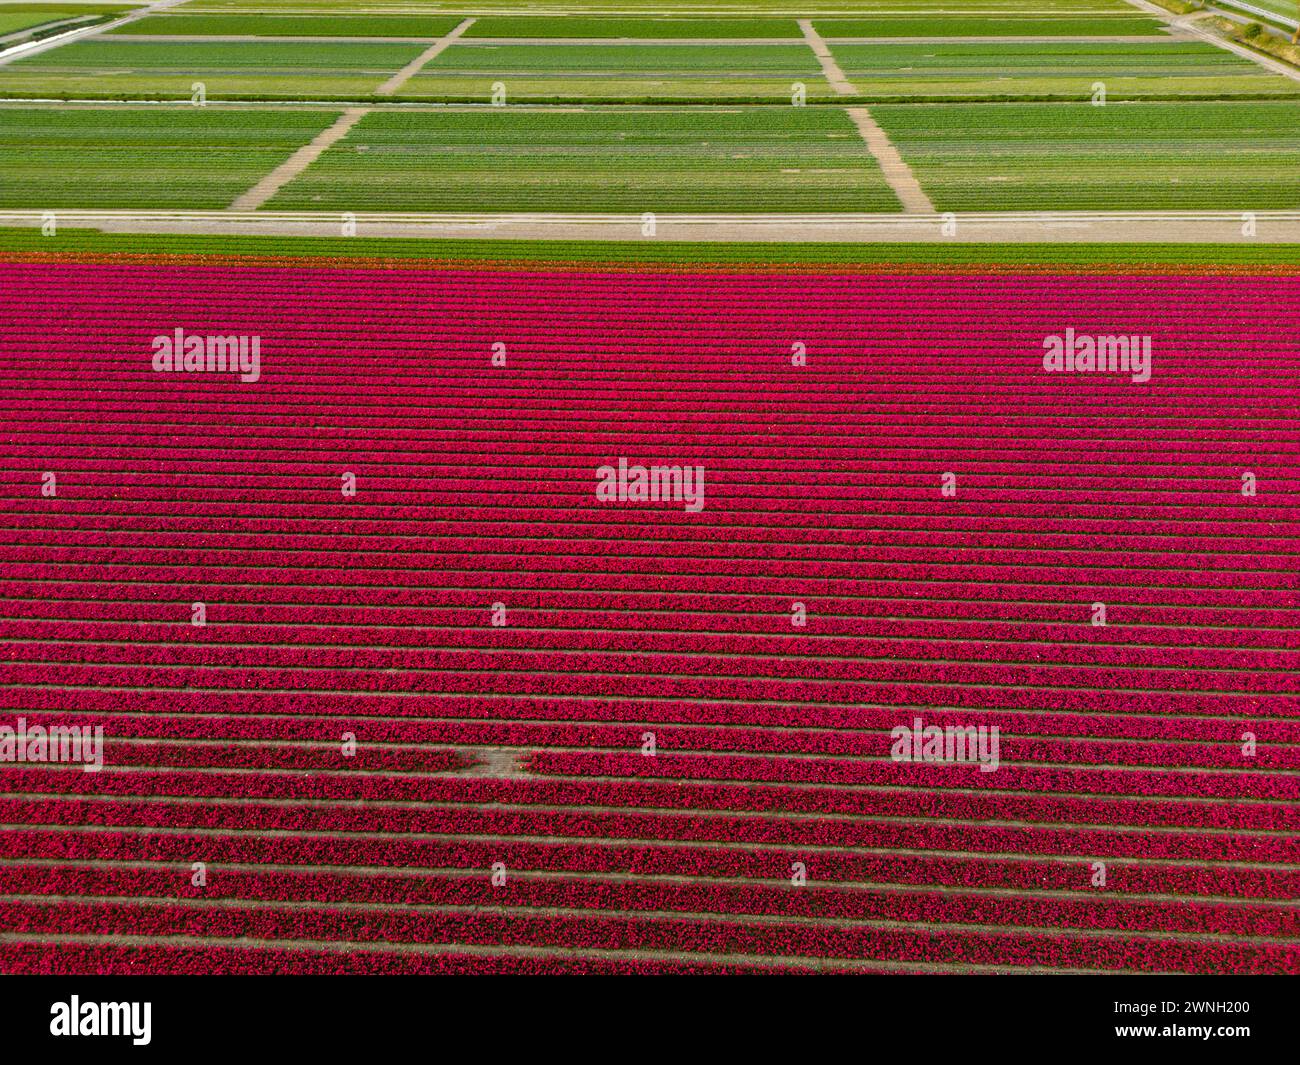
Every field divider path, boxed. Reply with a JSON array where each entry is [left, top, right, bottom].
[[798, 20, 935, 214], [229, 108, 369, 212], [229, 18, 476, 210], [376, 17, 476, 96], [798, 18, 858, 95]]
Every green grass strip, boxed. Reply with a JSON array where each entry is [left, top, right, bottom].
[[1, 228, 1296, 269]]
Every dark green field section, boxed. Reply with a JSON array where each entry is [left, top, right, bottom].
[[105, 14, 466, 36], [872, 100, 1300, 210], [464, 17, 804, 38], [399, 42, 830, 102], [0, 38, 428, 98], [5, 228, 1297, 269], [812, 16, 1168, 37], [265, 107, 901, 212], [827, 40, 1300, 99], [0, 107, 338, 208]]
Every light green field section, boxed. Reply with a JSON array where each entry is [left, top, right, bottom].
[[813, 16, 1168, 37], [0, 107, 338, 207], [872, 100, 1300, 210], [0, 39, 430, 98], [827, 40, 1300, 98], [463, 17, 804, 38], [105, 14, 465, 35], [266, 107, 902, 212], [399, 42, 831, 101], [0, 4, 134, 37]]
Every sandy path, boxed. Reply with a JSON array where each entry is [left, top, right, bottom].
[[228, 108, 368, 211], [797, 18, 857, 94], [4, 210, 1296, 244], [845, 106, 935, 213], [375, 17, 476, 95], [797, 20, 934, 214]]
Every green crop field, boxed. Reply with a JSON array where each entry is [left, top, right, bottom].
[[264, 107, 901, 212], [872, 100, 1300, 210], [0, 38, 430, 98], [813, 16, 1168, 37], [827, 40, 1300, 99], [0, 106, 337, 207], [106, 14, 466, 36], [399, 42, 830, 101], [0, 0, 1295, 218], [171, 1, 1143, 12], [0, 4, 134, 38], [463, 17, 804, 38]]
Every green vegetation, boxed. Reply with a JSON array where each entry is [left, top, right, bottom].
[[813, 16, 1168, 37], [465, 17, 803, 38], [266, 107, 900, 212], [0, 4, 134, 38], [106, 14, 465, 35], [0, 39, 428, 99], [401, 42, 828, 101], [872, 100, 1300, 210], [827, 40, 1300, 99], [1220, 0, 1297, 24], [4, 227, 1297, 269], [172, 0, 1141, 12], [0, 107, 338, 208]]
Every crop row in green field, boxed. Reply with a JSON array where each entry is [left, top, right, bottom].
[[828, 40, 1299, 99], [4, 227, 1298, 270], [2, 99, 1296, 213], [107, 13, 1169, 39], [105, 14, 466, 37], [809, 16, 1167, 37], [263, 107, 901, 212], [0, 107, 338, 208], [5, 35, 1292, 104], [401, 42, 833, 101], [872, 100, 1300, 210], [0, 39, 431, 98], [170, 0, 1142, 14]]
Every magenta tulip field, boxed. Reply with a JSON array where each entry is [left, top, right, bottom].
[[1, 260, 1297, 975]]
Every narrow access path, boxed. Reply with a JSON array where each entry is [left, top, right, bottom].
[[375, 17, 475, 96], [228, 108, 368, 211], [799, 19, 935, 213]]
